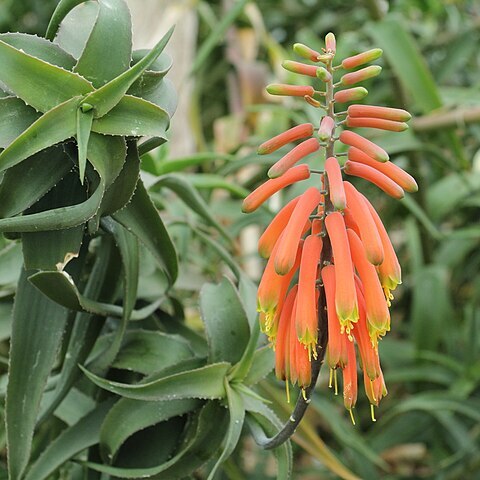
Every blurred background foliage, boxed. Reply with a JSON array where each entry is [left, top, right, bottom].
[[1, 0, 480, 479]]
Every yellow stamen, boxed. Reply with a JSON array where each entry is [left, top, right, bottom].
[[302, 388, 307, 400], [349, 408, 356, 425], [334, 368, 338, 396], [285, 380, 291, 404], [329, 368, 333, 388], [370, 404, 377, 422]]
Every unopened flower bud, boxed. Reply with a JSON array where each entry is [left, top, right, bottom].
[[325, 32, 336, 53], [346, 116, 408, 132], [334, 87, 368, 103], [339, 130, 389, 162], [293, 43, 322, 62], [282, 60, 320, 77], [347, 104, 411, 122], [316, 66, 331, 82], [318, 116, 335, 141], [340, 66, 382, 86], [257, 123, 314, 155], [267, 83, 315, 97], [341, 48, 383, 69]]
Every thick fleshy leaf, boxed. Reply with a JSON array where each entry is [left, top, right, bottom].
[[21, 173, 86, 270], [76, 108, 93, 182], [109, 330, 193, 374], [0, 32, 76, 70], [98, 141, 140, 216], [37, 238, 119, 423], [91, 95, 170, 137], [82, 27, 174, 118], [0, 40, 92, 112], [199, 277, 250, 364], [208, 382, 245, 480], [81, 362, 231, 401], [74, 0, 132, 87], [6, 269, 69, 480], [100, 396, 201, 461], [113, 178, 178, 285], [0, 97, 41, 148], [0, 242, 23, 292], [23, 400, 114, 480], [83, 401, 229, 478], [128, 51, 172, 97], [46, 0, 90, 40], [0, 96, 81, 173], [151, 174, 232, 241], [243, 345, 274, 386], [138, 77, 178, 118], [0, 146, 71, 218]]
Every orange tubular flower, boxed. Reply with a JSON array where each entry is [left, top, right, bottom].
[[340, 66, 382, 86], [275, 286, 298, 381], [339, 130, 389, 162], [347, 229, 390, 341], [296, 234, 323, 355], [343, 181, 384, 265], [258, 197, 300, 258], [360, 193, 402, 300], [257, 123, 314, 155], [325, 156, 346, 210], [268, 137, 319, 178], [346, 116, 408, 132], [342, 337, 358, 421], [267, 84, 315, 97], [348, 147, 418, 192], [341, 48, 383, 69], [274, 187, 322, 275], [353, 279, 381, 380], [322, 265, 348, 369], [324, 212, 358, 328], [242, 164, 310, 213], [344, 160, 405, 199], [257, 237, 302, 332], [334, 87, 368, 103], [290, 295, 312, 389], [282, 60, 321, 77], [347, 104, 411, 122]]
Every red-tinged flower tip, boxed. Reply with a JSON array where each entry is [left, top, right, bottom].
[[316, 66, 332, 82], [334, 87, 368, 103], [324, 212, 359, 328], [266, 84, 315, 97], [340, 65, 382, 86], [296, 234, 323, 355], [346, 116, 408, 132], [325, 156, 346, 210], [360, 193, 402, 299], [325, 32, 336, 53], [242, 164, 310, 213], [282, 60, 321, 78], [257, 236, 302, 326], [318, 116, 335, 142], [352, 280, 382, 380], [268, 138, 319, 178], [322, 265, 348, 369], [275, 286, 298, 382], [258, 197, 300, 259], [341, 48, 383, 69], [342, 337, 358, 418], [293, 43, 328, 62], [348, 147, 418, 192], [275, 187, 322, 275], [339, 130, 389, 162], [257, 123, 314, 155], [347, 229, 390, 339], [347, 104, 411, 122], [343, 181, 384, 265], [344, 160, 405, 199]]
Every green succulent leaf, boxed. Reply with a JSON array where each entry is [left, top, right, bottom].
[[81, 362, 231, 401], [0, 39, 92, 112], [91, 95, 170, 138], [0, 97, 41, 148], [82, 26, 174, 118], [0, 146, 71, 218], [76, 107, 94, 183], [0, 32, 76, 69], [199, 277, 250, 364], [74, 0, 132, 87], [46, 0, 89, 40], [6, 269, 69, 480], [113, 178, 178, 285], [0, 96, 81, 174], [23, 400, 115, 480], [138, 77, 178, 117]]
